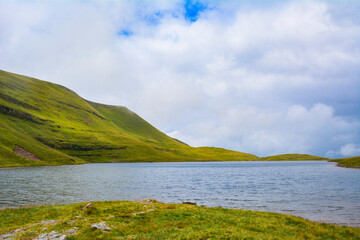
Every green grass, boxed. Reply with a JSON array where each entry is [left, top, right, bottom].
[[0, 69, 258, 167], [259, 154, 329, 161], [331, 156, 360, 168], [1, 200, 359, 240]]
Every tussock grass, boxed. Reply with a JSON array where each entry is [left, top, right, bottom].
[[1, 200, 359, 239]]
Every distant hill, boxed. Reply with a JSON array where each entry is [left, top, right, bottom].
[[260, 154, 328, 161], [0, 70, 258, 167], [331, 156, 360, 168]]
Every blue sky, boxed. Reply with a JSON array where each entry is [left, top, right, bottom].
[[0, 0, 359, 157]]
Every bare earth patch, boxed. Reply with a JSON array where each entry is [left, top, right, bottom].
[[14, 145, 42, 161]]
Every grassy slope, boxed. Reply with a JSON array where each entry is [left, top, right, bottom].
[[1, 201, 359, 240], [331, 156, 360, 168], [0, 70, 257, 167], [260, 154, 329, 161]]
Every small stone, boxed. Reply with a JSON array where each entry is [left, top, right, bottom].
[[81, 203, 92, 210], [37, 233, 49, 239], [91, 222, 112, 231], [132, 211, 145, 215], [58, 235, 67, 240], [42, 228, 48, 231], [41, 220, 58, 225], [65, 227, 78, 235], [66, 220, 76, 225]]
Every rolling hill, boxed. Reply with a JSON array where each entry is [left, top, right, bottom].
[[259, 154, 328, 161], [0, 70, 258, 167], [331, 156, 360, 168]]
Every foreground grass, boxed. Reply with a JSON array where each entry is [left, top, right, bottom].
[[1, 201, 359, 240]]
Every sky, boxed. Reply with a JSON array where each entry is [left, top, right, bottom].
[[0, 0, 359, 158]]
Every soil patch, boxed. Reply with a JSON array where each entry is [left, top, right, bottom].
[[14, 145, 42, 161]]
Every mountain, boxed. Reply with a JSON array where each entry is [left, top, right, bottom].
[[0, 70, 258, 167]]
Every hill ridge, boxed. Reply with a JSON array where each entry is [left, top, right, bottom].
[[0, 69, 258, 167]]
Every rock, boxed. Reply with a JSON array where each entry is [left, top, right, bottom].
[[182, 201, 197, 205], [136, 199, 156, 205], [0, 228, 24, 239], [132, 211, 145, 215], [81, 203, 92, 210], [40, 220, 59, 225], [0, 231, 16, 239], [35, 231, 67, 240], [65, 227, 78, 235], [132, 209, 155, 215], [66, 220, 76, 225], [91, 222, 111, 231]]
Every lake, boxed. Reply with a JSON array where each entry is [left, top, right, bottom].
[[0, 161, 359, 227]]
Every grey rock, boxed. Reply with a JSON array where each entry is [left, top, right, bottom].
[[0, 227, 24, 240], [66, 220, 76, 225], [91, 222, 111, 231], [40, 220, 59, 225], [132, 209, 155, 215], [35, 231, 67, 240], [0, 231, 16, 239], [65, 227, 78, 235]]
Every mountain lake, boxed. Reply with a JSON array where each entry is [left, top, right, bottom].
[[0, 161, 359, 227]]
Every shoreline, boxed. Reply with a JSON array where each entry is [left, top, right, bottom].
[[2, 158, 352, 170]]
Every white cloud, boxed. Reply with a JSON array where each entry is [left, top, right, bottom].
[[0, 0, 359, 157], [340, 144, 360, 157]]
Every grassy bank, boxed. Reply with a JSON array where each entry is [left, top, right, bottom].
[[1, 200, 359, 239], [331, 156, 360, 168]]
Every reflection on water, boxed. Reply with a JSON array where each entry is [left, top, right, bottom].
[[0, 161, 359, 227]]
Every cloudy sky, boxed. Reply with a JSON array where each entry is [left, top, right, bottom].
[[1, 0, 359, 158]]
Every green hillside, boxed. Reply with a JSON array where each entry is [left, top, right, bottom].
[[260, 154, 328, 161], [0, 70, 258, 167], [331, 156, 360, 168]]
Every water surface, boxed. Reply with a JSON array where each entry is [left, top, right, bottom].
[[0, 161, 359, 227]]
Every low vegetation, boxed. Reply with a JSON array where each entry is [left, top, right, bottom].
[[331, 156, 360, 168], [259, 154, 328, 161], [1, 200, 359, 240]]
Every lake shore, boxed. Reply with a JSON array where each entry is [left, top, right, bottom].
[[1, 158, 359, 170], [1, 200, 360, 240]]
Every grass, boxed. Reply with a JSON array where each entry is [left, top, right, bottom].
[[1, 200, 360, 240], [0, 69, 258, 168], [331, 156, 360, 168]]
